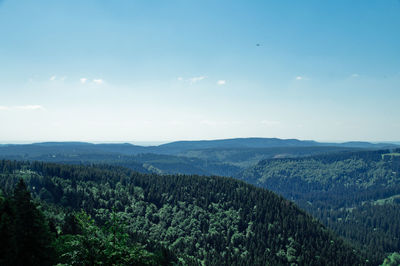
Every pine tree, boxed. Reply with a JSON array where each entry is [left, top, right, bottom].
[[0, 197, 17, 265], [12, 179, 55, 266]]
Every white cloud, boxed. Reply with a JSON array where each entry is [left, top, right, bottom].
[[176, 76, 207, 84], [0, 106, 10, 111], [49, 75, 67, 82], [351, 73, 359, 78], [15, 105, 45, 111], [80, 78, 88, 84], [93, 79, 104, 85], [217, 80, 226, 85], [295, 76, 310, 81], [188, 76, 206, 84]]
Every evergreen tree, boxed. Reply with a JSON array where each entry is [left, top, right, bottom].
[[12, 179, 55, 266], [0, 197, 17, 265]]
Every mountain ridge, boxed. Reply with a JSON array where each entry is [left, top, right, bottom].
[[22, 137, 398, 153]]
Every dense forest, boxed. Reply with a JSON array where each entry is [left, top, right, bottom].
[[0, 160, 369, 265], [0, 142, 399, 264], [0, 139, 381, 177], [0, 178, 175, 265], [238, 149, 400, 263]]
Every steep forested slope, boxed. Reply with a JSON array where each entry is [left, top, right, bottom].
[[178, 146, 361, 168], [238, 149, 400, 263], [0, 179, 174, 265], [0, 160, 369, 265]]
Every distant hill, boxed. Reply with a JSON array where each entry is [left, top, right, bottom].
[[178, 146, 363, 168], [2, 137, 397, 156], [155, 138, 398, 154], [0, 138, 397, 177], [330, 141, 396, 148], [154, 138, 320, 154]]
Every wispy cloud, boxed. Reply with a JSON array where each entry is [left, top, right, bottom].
[[351, 73, 359, 78], [0, 105, 45, 111], [49, 75, 67, 82], [177, 76, 206, 84], [15, 105, 45, 111], [93, 79, 104, 85], [189, 76, 206, 84], [217, 80, 226, 85], [79, 77, 105, 85], [295, 76, 309, 80]]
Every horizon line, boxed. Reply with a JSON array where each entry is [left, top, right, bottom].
[[1, 137, 399, 146]]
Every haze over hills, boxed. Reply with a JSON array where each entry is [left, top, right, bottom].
[[157, 138, 399, 152], [0, 137, 397, 177], [0, 137, 397, 155]]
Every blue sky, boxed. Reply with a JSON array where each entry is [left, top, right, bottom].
[[0, 0, 399, 143]]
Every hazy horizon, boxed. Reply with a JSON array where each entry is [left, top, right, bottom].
[[1, 1, 399, 142], [1, 137, 399, 146]]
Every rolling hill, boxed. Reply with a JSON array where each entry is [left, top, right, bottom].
[[0, 138, 396, 177]]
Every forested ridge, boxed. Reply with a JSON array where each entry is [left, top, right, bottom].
[[1, 139, 389, 177], [0, 160, 369, 265], [238, 149, 400, 263]]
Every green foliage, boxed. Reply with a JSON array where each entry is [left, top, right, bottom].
[[0, 179, 169, 265], [238, 150, 400, 264], [55, 211, 159, 266], [381, 252, 400, 266], [0, 160, 369, 265], [0, 179, 55, 266]]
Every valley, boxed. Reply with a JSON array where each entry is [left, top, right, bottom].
[[0, 138, 399, 264]]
